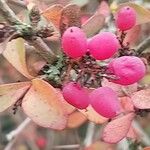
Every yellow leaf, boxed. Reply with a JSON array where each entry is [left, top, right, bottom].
[[0, 82, 31, 112], [22, 78, 68, 130], [3, 38, 34, 79]]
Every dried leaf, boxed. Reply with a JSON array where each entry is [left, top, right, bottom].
[[102, 113, 135, 143], [82, 1, 108, 37], [22, 78, 68, 130], [67, 111, 87, 128], [120, 97, 134, 113], [102, 79, 137, 97], [60, 4, 81, 35], [117, 2, 150, 25], [0, 82, 31, 112], [79, 105, 108, 124], [144, 147, 150, 150], [131, 89, 150, 109], [82, 14, 105, 38], [3, 38, 34, 79], [41, 4, 63, 28], [123, 25, 141, 46]]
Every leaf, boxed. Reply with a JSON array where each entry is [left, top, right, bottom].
[[82, 14, 105, 38], [123, 25, 141, 46], [131, 89, 150, 109], [144, 147, 150, 150], [22, 78, 68, 130], [81, 1, 107, 37], [0, 82, 31, 112], [67, 111, 87, 128], [102, 78, 137, 97], [41, 4, 63, 28], [126, 126, 138, 140], [3, 38, 34, 79], [79, 105, 108, 124], [117, 2, 150, 25], [60, 4, 81, 35], [102, 113, 135, 144], [120, 97, 134, 113]]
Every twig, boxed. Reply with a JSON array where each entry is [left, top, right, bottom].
[[84, 122, 95, 147], [53, 144, 80, 149], [133, 121, 150, 146], [137, 36, 150, 55], [6, 117, 31, 141], [0, 0, 22, 25], [4, 138, 16, 150]]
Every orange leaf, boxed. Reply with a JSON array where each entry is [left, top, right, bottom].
[[22, 78, 68, 130], [79, 105, 108, 124], [102, 113, 135, 143], [41, 4, 63, 28], [67, 111, 87, 128], [0, 82, 31, 112], [3, 38, 34, 79], [144, 147, 150, 150], [131, 89, 150, 109]]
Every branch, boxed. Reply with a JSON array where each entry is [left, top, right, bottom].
[[0, 0, 22, 25], [137, 36, 150, 55], [6, 117, 31, 141], [7, 0, 27, 9], [53, 144, 80, 149]]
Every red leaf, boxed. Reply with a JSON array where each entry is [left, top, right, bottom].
[[131, 89, 150, 109], [102, 113, 135, 143]]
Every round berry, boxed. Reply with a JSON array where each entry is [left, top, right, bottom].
[[108, 56, 146, 85], [62, 27, 87, 58], [90, 87, 120, 118], [116, 6, 136, 31], [88, 32, 119, 60], [62, 82, 89, 109]]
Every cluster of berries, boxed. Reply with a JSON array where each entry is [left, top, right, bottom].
[[61, 6, 146, 118]]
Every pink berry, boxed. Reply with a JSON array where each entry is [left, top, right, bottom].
[[62, 27, 87, 58], [88, 32, 119, 60], [108, 56, 146, 85], [62, 82, 89, 109], [116, 6, 136, 31], [90, 87, 120, 118]]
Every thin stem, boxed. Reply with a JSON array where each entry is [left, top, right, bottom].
[[53, 144, 80, 149], [0, 0, 22, 25], [6, 117, 31, 141]]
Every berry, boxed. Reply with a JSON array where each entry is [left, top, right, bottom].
[[62, 27, 87, 58], [90, 87, 120, 118], [116, 6, 136, 31], [108, 56, 146, 85], [36, 137, 47, 149], [62, 82, 89, 109], [88, 32, 119, 60]]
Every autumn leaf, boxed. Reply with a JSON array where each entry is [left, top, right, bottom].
[[60, 4, 81, 35], [144, 147, 150, 150], [102, 113, 135, 143], [3, 38, 34, 79], [0, 82, 31, 112], [131, 89, 150, 109], [79, 105, 108, 124], [126, 126, 138, 140], [117, 2, 150, 25], [41, 4, 63, 28], [22, 78, 68, 130], [67, 111, 87, 128]]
